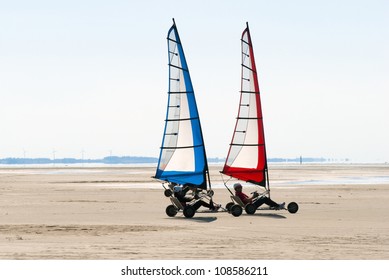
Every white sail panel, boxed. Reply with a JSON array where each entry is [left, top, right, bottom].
[[163, 146, 195, 171], [229, 145, 258, 167]]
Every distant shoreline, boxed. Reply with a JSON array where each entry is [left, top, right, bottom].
[[0, 156, 157, 165], [0, 156, 337, 165]]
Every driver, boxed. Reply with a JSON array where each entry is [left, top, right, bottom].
[[233, 182, 285, 210]]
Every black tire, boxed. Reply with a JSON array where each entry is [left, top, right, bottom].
[[245, 203, 256, 215], [226, 202, 234, 212], [287, 202, 299, 214], [183, 205, 196, 218], [166, 205, 177, 217], [230, 204, 243, 217], [207, 190, 214, 197], [164, 189, 173, 197]]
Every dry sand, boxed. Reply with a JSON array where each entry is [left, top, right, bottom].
[[0, 164, 388, 260]]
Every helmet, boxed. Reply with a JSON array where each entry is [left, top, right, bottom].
[[233, 183, 242, 190]]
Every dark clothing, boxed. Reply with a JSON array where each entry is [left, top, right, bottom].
[[235, 190, 279, 209], [253, 196, 279, 208], [175, 186, 215, 210], [192, 200, 215, 211], [174, 186, 192, 204]]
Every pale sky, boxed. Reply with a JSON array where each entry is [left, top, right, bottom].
[[1, 0, 388, 162]]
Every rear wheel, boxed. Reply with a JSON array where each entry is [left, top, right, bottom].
[[164, 189, 172, 197], [287, 202, 299, 214], [183, 205, 196, 218], [226, 202, 234, 212], [245, 203, 256, 215], [165, 205, 177, 217], [230, 204, 243, 217]]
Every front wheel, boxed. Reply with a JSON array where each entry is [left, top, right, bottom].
[[287, 202, 299, 214], [230, 204, 243, 217], [166, 205, 177, 217], [164, 189, 172, 197], [226, 202, 234, 212], [183, 205, 196, 218]]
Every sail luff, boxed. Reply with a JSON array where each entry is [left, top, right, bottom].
[[155, 20, 209, 189], [222, 23, 268, 187]]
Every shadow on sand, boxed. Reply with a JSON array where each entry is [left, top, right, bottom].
[[250, 213, 286, 219], [173, 216, 218, 223]]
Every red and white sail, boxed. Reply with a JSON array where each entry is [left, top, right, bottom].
[[222, 23, 268, 187]]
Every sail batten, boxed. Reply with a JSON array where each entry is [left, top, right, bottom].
[[241, 64, 256, 72], [168, 63, 189, 71], [222, 23, 268, 188], [230, 144, 264, 146], [240, 91, 259, 94], [155, 20, 209, 189], [161, 144, 204, 150], [169, 91, 194, 94], [241, 39, 250, 45], [165, 117, 199, 121]]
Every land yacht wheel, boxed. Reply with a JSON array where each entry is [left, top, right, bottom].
[[164, 189, 173, 197], [183, 205, 196, 218], [245, 203, 256, 215], [166, 205, 177, 217], [230, 204, 243, 217], [287, 202, 299, 214], [226, 202, 234, 212]]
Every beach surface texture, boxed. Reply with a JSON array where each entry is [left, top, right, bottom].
[[0, 164, 388, 259]]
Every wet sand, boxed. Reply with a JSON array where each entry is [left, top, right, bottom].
[[0, 164, 388, 259]]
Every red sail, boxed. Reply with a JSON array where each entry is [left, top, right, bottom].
[[222, 23, 267, 187]]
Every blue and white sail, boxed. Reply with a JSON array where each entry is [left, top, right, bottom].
[[155, 19, 209, 189]]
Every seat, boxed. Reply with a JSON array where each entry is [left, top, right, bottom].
[[231, 195, 246, 207]]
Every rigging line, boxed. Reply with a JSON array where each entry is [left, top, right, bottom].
[[241, 51, 250, 57], [168, 63, 189, 72], [242, 77, 250, 81], [220, 173, 234, 196]]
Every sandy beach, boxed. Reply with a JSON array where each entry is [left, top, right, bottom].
[[0, 164, 388, 260]]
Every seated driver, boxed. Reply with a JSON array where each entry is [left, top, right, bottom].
[[173, 184, 220, 211], [233, 182, 285, 210]]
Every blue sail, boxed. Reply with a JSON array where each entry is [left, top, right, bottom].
[[154, 19, 209, 189]]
